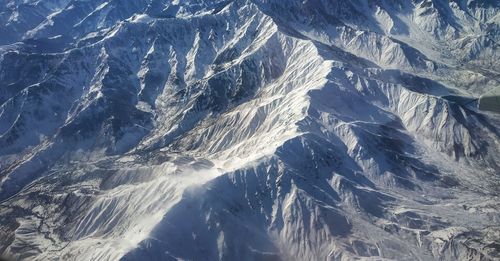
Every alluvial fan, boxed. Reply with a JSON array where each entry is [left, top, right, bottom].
[[0, 0, 499, 260]]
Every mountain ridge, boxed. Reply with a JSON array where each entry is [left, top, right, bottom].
[[0, 0, 499, 260]]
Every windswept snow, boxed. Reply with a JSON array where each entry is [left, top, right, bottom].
[[0, 0, 499, 260]]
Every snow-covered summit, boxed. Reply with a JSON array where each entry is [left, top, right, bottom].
[[0, 0, 499, 260]]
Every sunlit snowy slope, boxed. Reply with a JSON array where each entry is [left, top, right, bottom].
[[0, 0, 499, 260]]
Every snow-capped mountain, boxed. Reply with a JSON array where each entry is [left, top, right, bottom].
[[0, 0, 499, 260]]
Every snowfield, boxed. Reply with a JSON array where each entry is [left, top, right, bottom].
[[0, 0, 499, 260]]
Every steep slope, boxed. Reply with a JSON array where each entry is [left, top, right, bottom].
[[0, 0, 499, 260]]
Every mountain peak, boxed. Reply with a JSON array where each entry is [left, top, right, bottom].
[[0, 0, 499, 260]]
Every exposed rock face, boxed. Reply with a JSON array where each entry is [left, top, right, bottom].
[[0, 0, 499, 260]]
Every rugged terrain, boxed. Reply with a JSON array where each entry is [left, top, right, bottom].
[[0, 0, 499, 260]]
